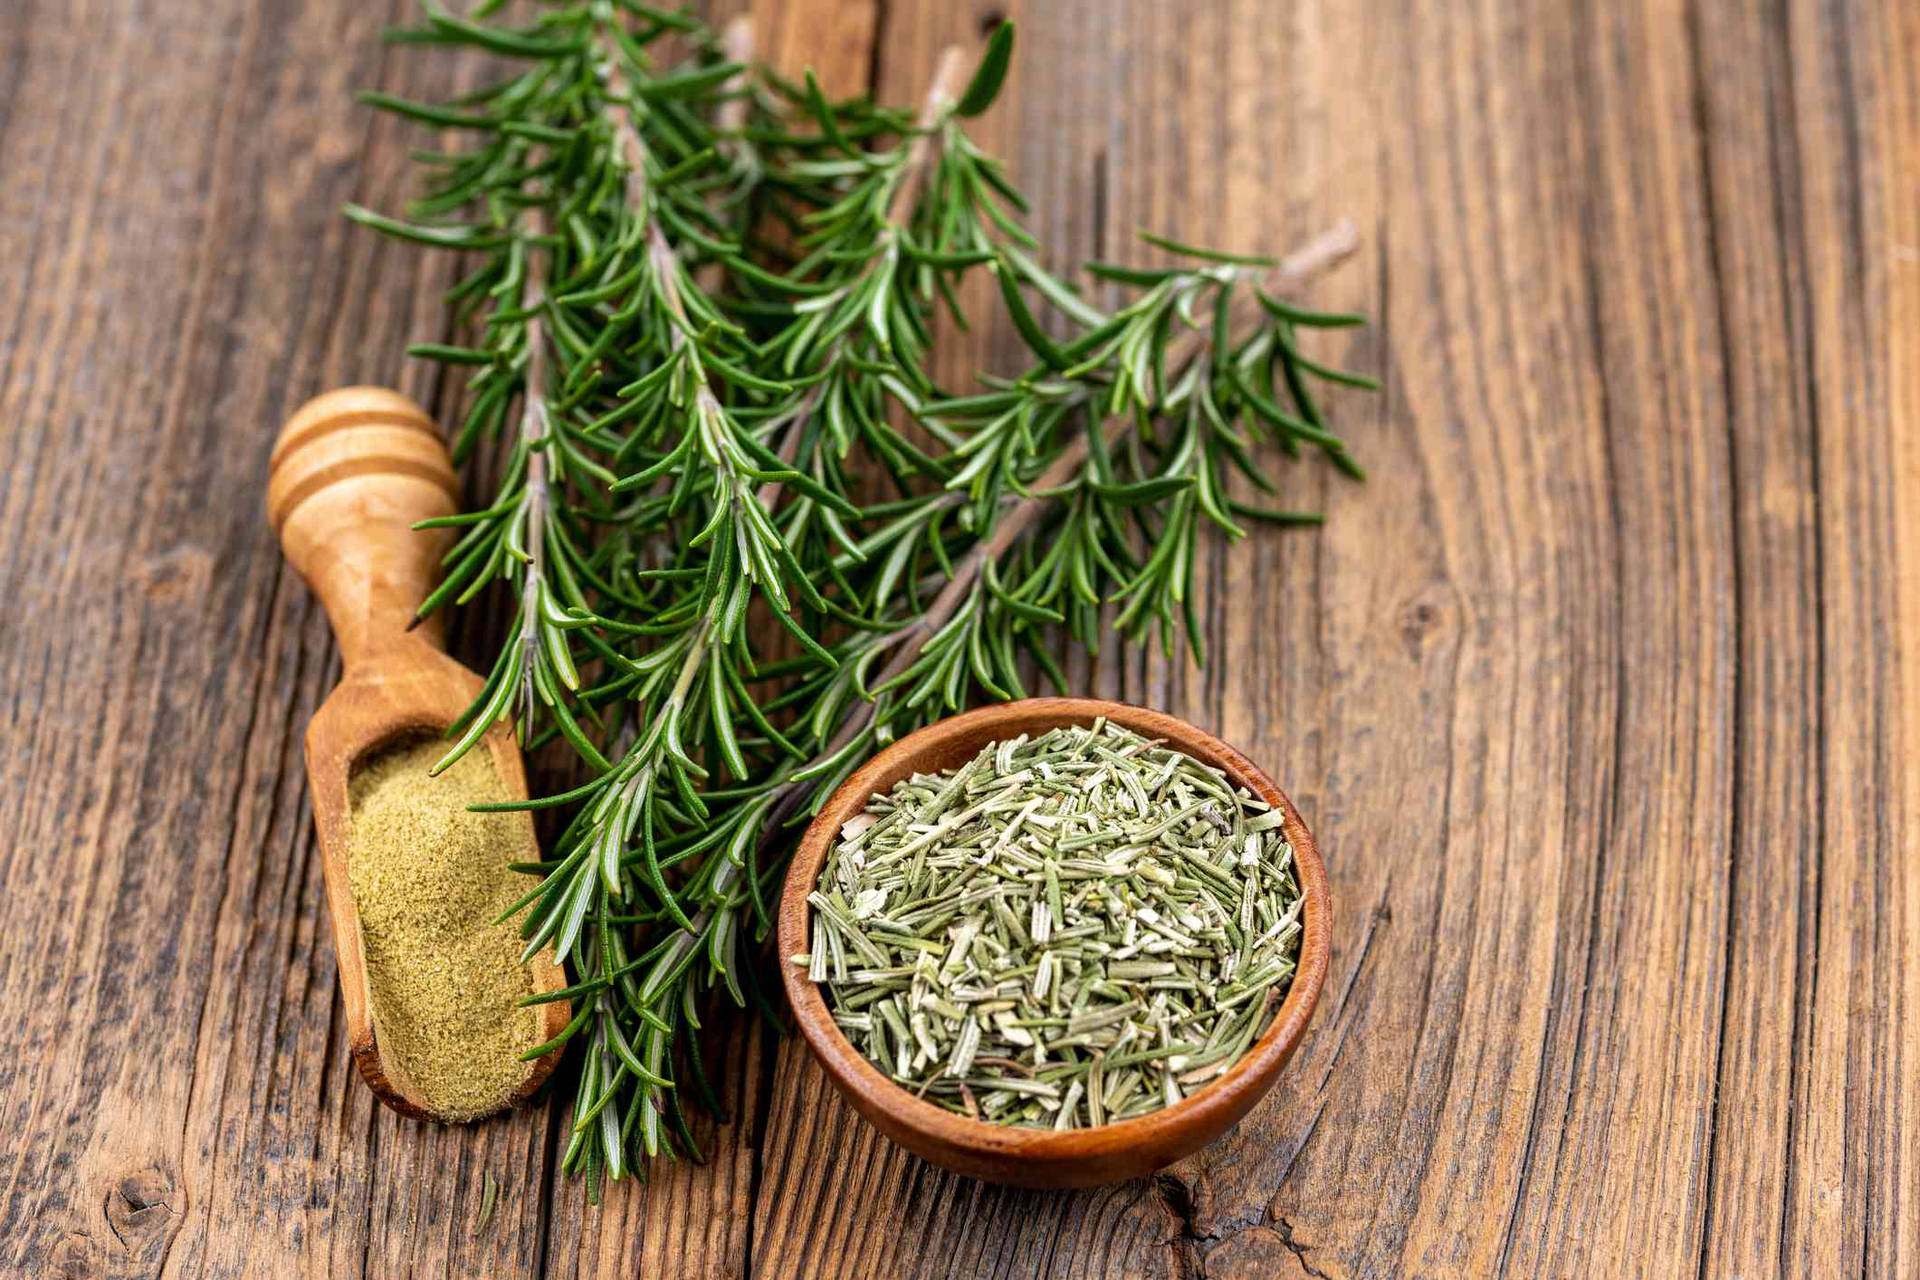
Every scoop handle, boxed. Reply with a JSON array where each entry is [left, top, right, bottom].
[[268, 387, 461, 667]]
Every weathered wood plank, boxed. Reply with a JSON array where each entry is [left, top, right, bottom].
[[1781, 0, 1920, 1274], [1689, 0, 1821, 1273], [1228, 1, 1629, 1274], [0, 3, 564, 1276], [743, 0, 1746, 1275], [539, 1017, 767, 1280], [750, 1, 1382, 1275], [1498, 1, 1738, 1270]]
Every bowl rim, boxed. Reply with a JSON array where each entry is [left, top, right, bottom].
[[776, 696, 1332, 1168]]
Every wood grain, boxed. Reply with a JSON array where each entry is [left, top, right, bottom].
[[1783, 0, 1920, 1273], [0, 0, 1913, 1276]]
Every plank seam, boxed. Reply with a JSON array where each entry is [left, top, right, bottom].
[[1682, 3, 1745, 1275], [1771, 0, 1827, 1272]]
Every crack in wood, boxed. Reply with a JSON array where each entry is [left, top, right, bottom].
[[1270, 1215, 1328, 1280]]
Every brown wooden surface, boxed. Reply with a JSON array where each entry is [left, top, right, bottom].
[[0, 0, 1913, 1276]]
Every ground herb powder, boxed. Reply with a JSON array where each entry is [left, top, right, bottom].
[[347, 736, 540, 1119]]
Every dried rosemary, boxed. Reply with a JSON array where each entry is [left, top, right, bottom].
[[797, 720, 1303, 1128]]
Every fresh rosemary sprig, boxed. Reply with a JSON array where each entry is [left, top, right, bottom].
[[351, 5, 1369, 1194]]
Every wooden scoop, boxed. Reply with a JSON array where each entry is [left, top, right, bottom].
[[267, 386, 569, 1122]]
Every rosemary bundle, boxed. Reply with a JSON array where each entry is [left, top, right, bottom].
[[351, 1, 1370, 1191], [803, 721, 1303, 1128]]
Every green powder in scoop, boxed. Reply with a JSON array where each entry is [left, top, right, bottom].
[[347, 737, 541, 1120]]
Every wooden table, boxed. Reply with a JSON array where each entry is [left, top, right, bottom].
[[3, 1, 1914, 1275]]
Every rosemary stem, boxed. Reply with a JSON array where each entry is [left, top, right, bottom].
[[594, 26, 753, 733], [874, 218, 1362, 675], [886, 46, 966, 225], [661, 406, 806, 715], [715, 16, 757, 138], [602, 35, 698, 350], [516, 205, 552, 721], [758, 45, 968, 510], [759, 219, 1362, 830], [655, 50, 974, 790]]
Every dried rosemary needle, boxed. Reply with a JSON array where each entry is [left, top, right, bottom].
[[795, 719, 1304, 1129]]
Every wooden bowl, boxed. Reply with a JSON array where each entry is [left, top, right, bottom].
[[777, 697, 1331, 1188]]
